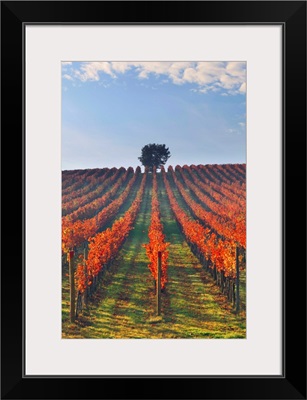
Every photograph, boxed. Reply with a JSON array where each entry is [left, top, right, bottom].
[[61, 61, 246, 339], [1, 0, 306, 398]]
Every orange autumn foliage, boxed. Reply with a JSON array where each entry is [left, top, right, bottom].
[[62, 167, 141, 253], [75, 171, 147, 293], [143, 168, 169, 289], [162, 166, 242, 279]]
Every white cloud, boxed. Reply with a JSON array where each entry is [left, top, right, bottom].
[[226, 62, 246, 78], [74, 62, 116, 82], [111, 62, 132, 73], [70, 61, 246, 95], [63, 74, 73, 81], [227, 121, 246, 135], [239, 82, 246, 93], [138, 69, 150, 79]]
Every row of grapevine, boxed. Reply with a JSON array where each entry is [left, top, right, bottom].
[[225, 163, 246, 181], [199, 163, 245, 188], [62, 167, 141, 252], [187, 165, 245, 203], [143, 168, 169, 290], [74, 171, 148, 313], [62, 168, 92, 189], [62, 167, 132, 221], [184, 166, 246, 243], [62, 167, 118, 212], [161, 166, 242, 305], [62, 168, 105, 194], [173, 166, 246, 248]]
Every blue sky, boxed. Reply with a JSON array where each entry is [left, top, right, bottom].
[[62, 62, 246, 170]]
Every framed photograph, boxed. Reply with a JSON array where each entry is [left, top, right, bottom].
[[1, 1, 306, 399]]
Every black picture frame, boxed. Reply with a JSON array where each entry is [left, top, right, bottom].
[[1, 1, 306, 399]]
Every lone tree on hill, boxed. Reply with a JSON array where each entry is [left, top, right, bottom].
[[138, 143, 171, 172]]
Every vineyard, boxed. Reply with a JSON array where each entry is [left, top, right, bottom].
[[62, 163, 246, 338]]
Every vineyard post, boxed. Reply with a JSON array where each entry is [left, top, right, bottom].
[[83, 245, 88, 307], [157, 251, 162, 316], [235, 246, 240, 313], [68, 249, 76, 322]]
